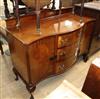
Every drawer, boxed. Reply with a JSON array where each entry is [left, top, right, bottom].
[[57, 44, 78, 61], [58, 31, 79, 48], [55, 56, 76, 74]]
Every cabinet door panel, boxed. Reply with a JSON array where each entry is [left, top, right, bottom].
[[28, 37, 55, 84], [8, 34, 29, 83], [80, 22, 94, 55]]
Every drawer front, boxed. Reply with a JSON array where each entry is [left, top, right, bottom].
[[58, 31, 79, 48], [55, 56, 76, 74], [57, 44, 77, 61]]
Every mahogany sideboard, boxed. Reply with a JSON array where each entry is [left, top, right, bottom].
[[0, 13, 95, 99], [75, 1, 100, 57]]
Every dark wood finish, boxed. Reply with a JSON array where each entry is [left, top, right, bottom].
[[0, 13, 95, 98], [75, 2, 100, 57], [82, 63, 100, 99]]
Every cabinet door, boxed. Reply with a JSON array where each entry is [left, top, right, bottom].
[[28, 36, 55, 84]]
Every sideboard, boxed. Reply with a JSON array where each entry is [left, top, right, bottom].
[[75, 1, 100, 57], [0, 12, 95, 99]]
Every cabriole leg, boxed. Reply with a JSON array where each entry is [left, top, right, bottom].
[[30, 94, 34, 99], [12, 68, 19, 81], [26, 84, 36, 99], [83, 54, 88, 62]]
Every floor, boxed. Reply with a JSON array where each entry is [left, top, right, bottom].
[[0, 43, 100, 99]]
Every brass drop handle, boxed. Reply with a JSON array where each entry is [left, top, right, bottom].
[[60, 38, 69, 47], [59, 51, 66, 56], [61, 38, 68, 43]]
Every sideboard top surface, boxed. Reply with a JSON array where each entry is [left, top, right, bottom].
[[0, 13, 95, 45]]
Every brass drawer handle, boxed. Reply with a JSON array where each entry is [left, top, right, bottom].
[[59, 39, 70, 47], [61, 39, 68, 44], [58, 51, 66, 56], [58, 37, 70, 47]]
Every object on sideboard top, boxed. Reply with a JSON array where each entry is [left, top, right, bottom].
[[22, 0, 51, 8]]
